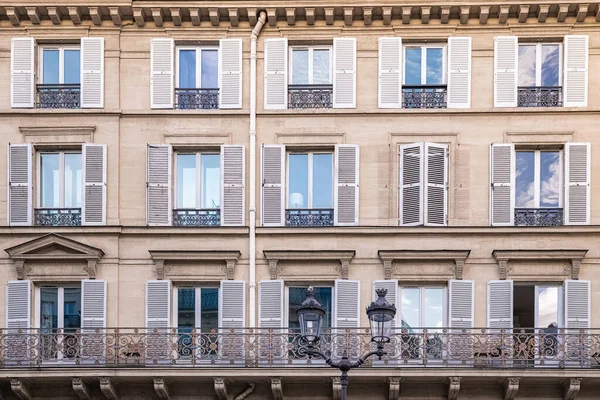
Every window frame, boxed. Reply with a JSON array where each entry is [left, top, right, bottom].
[[174, 151, 221, 210], [34, 283, 82, 330], [36, 149, 83, 209], [288, 45, 333, 85], [513, 282, 564, 328], [38, 44, 81, 85], [171, 285, 220, 329], [285, 150, 334, 210], [514, 148, 563, 209], [402, 44, 448, 85], [284, 284, 334, 329], [517, 42, 563, 87], [175, 46, 219, 89], [399, 285, 447, 329]]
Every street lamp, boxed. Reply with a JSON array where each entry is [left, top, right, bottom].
[[296, 287, 396, 400]]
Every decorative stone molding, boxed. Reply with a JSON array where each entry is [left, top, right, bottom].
[[20, 126, 95, 143], [72, 378, 91, 400], [389, 377, 401, 400], [564, 378, 581, 400], [378, 250, 470, 280], [149, 250, 241, 280], [99, 377, 119, 400], [332, 377, 341, 400], [214, 378, 228, 400], [153, 378, 170, 400], [504, 377, 520, 400], [263, 250, 355, 280], [10, 379, 31, 400], [492, 250, 588, 280], [447, 377, 461, 400], [271, 377, 283, 400]]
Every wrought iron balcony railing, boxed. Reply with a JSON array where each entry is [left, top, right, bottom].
[[402, 85, 447, 109], [2, 328, 599, 369], [172, 209, 220, 227], [175, 88, 219, 110], [34, 208, 81, 226], [515, 208, 563, 226], [36, 84, 81, 109], [286, 208, 334, 227], [518, 86, 562, 107], [288, 84, 333, 109]]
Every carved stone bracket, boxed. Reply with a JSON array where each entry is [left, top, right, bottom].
[[99, 377, 119, 400], [378, 250, 470, 280], [10, 379, 31, 400], [153, 378, 170, 400], [504, 377, 520, 400], [264, 250, 355, 280], [389, 377, 401, 400], [271, 377, 283, 400], [493, 250, 588, 280], [214, 378, 228, 400], [564, 378, 582, 400], [72, 378, 91, 400], [332, 377, 341, 400], [268, 260, 282, 280], [447, 377, 461, 400], [149, 250, 241, 280], [84, 260, 97, 279]]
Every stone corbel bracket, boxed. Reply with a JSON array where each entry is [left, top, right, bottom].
[[492, 250, 588, 280], [504, 377, 520, 400], [72, 378, 91, 400], [214, 378, 228, 400], [564, 378, 582, 400], [389, 377, 401, 400], [153, 378, 170, 400], [99, 377, 119, 400], [271, 377, 283, 400], [447, 377, 461, 400], [378, 250, 470, 280], [332, 377, 341, 400], [11, 379, 31, 400], [263, 250, 355, 280], [149, 250, 241, 280]]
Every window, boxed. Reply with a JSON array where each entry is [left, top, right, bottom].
[[39, 285, 82, 360], [175, 47, 219, 109], [287, 286, 333, 330], [403, 45, 447, 108], [518, 43, 562, 107], [175, 287, 219, 357], [400, 286, 446, 331], [38, 46, 81, 109], [288, 46, 333, 109]]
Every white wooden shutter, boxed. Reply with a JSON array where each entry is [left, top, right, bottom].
[[447, 36, 471, 109], [145, 280, 171, 329], [378, 37, 402, 108], [261, 144, 285, 226], [333, 38, 356, 109], [264, 38, 288, 110], [565, 280, 590, 329], [221, 145, 245, 226], [8, 143, 32, 226], [81, 279, 106, 329], [334, 144, 359, 226], [147, 144, 172, 226], [82, 144, 107, 225], [11, 38, 34, 108], [494, 36, 518, 108], [219, 280, 246, 328], [334, 279, 360, 328], [219, 38, 242, 109], [563, 35, 588, 108], [6, 280, 31, 330], [399, 143, 423, 226], [565, 142, 590, 225], [373, 280, 398, 328], [487, 280, 513, 329], [80, 37, 104, 108], [490, 143, 515, 226], [449, 280, 474, 328], [258, 280, 284, 328], [424, 143, 448, 226], [150, 38, 174, 109]]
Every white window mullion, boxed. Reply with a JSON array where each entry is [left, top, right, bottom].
[[59, 152, 65, 208], [308, 48, 314, 85], [196, 287, 202, 328], [196, 152, 201, 209], [308, 153, 314, 208], [533, 151, 540, 208], [196, 48, 202, 89], [421, 49, 427, 85], [59, 48, 64, 85], [559, 150, 564, 207], [535, 44, 542, 86]]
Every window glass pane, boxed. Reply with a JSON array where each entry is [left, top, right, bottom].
[[425, 48, 444, 85], [178, 288, 195, 331], [64, 153, 82, 208], [423, 288, 444, 328], [404, 48, 422, 85], [537, 286, 559, 328], [178, 50, 197, 88], [515, 151, 535, 208], [201, 50, 218, 88], [312, 153, 333, 208], [40, 287, 59, 331], [43, 49, 60, 84], [200, 288, 219, 332], [288, 287, 332, 330], [177, 154, 197, 209], [540, 151, 560, 208], [201, 154, 220, 208], [288, 154, 309, 208], [292, 49, 309, 84], [541, 45, 560, 87], [312, 49, 330, 84], [401, 288, 420, 331], [518, 45, 537, 86], [63, 287, 81, 331], [41, 153, 60, 208], [64, 50, 80, 84]]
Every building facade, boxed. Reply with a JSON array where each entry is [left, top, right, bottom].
[[0, 2, 599, 399]]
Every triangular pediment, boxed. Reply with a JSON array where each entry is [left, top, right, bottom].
[[5, 234, 104, 261]]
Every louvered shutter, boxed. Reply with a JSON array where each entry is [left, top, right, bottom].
[[565, 142, 590, 225], [147, 144, 172, 226], [264, 38, 288, 110], [494, 36, 518, 108], [219, 280, 246, 328], [378, 37, 402, 108], [563, 35, 588, 108], [219, 38, 242, 109], [82, 144, 107, 225], [487, 280, 513, 329], [80, 37, 104, 108], [334, 279, 360, 328], [373, 280, 398, 328], [81, 279, 106, 329], [424, 143, 448, 226], [150, 38, 174, 109], [449, 280, 474, 328], [333, 38, 356, 108], [258, 280, 284, 328], [6, 280, 31, 330], [399, 143, 423, 226], [565, 280, 590, 329], [11, 38, 34, 108], [334, 144, 359, 226], [8, 144, 32, 226], [490, 143, 515, 226], [145, 280, 171, 329], [261, 144, 285, 226], [447, 37, 471, 109], [221, 145, 245, 226]]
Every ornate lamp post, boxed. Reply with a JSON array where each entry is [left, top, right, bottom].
[[296, 287, 396, 400]]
